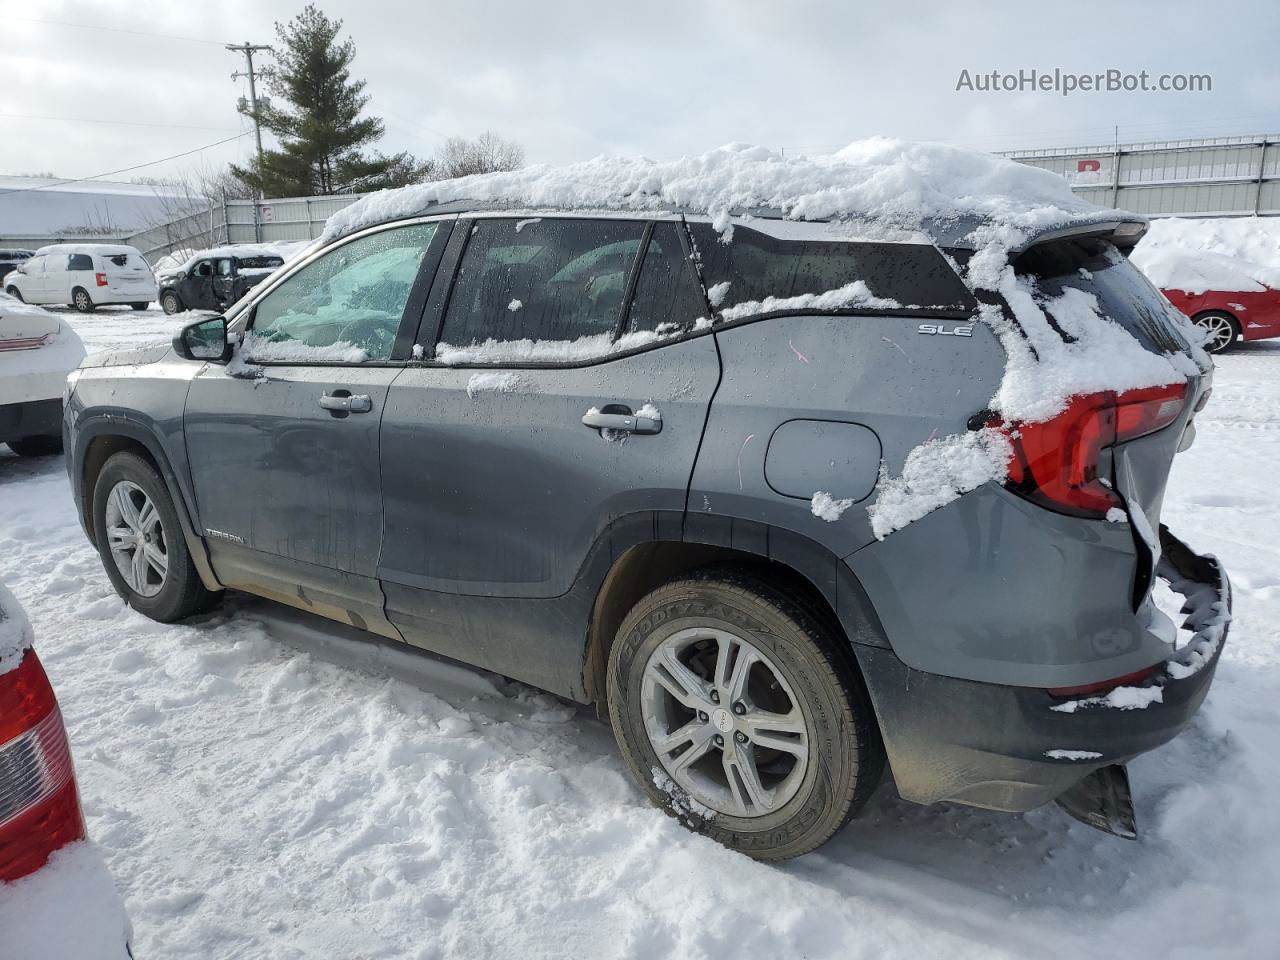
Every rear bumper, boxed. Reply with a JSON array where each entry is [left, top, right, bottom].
[[0, 398, 62, 444], [853, 527, 1230, 812]]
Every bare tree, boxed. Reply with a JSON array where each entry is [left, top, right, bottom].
[[435, 131, 524, 179]]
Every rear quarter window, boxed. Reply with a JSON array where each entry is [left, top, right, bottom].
[[686, 222, 974, 318]]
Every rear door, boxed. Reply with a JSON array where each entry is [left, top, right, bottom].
[[182, 218, 451, 635], [376, 217, 719, 673]]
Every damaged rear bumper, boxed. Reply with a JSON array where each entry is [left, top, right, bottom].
[[853, 526, 1231, 816]]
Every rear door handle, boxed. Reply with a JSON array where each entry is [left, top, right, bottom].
[[319, 392, 372, 413], [581, 407, 661, 435]]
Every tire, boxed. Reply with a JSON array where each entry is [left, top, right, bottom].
[[131, 302, 150, 311], [71, 287, 95, 313], [160, 292, 183, 315], [6, 435, 62, 457], [1193, 311, 1239, 354], [607, 568, 883, 861], [4, 287, 22, 301], [91, 451, 219, 622]]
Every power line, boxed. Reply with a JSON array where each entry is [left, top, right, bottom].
[[4, 15, 230, 46], [0, 112, 239, 132], [0, 133, 251, 199]]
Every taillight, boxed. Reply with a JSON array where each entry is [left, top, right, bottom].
[[999, 382, 1188, 519], [0, 334, 52, 352], [94, 272, 108, 287], [0, 650, 85, 882]]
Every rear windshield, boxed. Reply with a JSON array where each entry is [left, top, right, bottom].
[[237, 256, 284, 269], [686, 222, 975, 316], [1015, 238, 1191, 355]]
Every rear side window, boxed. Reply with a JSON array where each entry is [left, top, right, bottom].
[[686, 222, 974, 317], [238, 256, 283, 270], [440, 218, 645, 349], [67, 254, 93, 271], [1015, 238, 1191, 356], [625, 222, 708, 335]]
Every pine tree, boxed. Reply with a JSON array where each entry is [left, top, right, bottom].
[[232, 5, 428, 196]]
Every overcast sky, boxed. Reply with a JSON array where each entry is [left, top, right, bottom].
[[3, 0, 1280, 186]]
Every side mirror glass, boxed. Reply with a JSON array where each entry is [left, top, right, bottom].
[[173, 315, 230, 362]]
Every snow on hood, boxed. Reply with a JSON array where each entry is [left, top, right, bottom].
[[1131, 217, 1280, 294], [321, 138, 1113, 246], [0, 579, 35, 676]]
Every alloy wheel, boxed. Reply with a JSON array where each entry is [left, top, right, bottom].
[[641, 627, 809, 818], [104, 480, 168, 597], [1197, 314, 1235, 353]]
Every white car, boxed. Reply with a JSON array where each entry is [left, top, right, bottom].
[[4, 244, 157, 313], [0, 293, 85, 457]]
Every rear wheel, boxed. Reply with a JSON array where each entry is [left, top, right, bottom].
[[71, 288, 95, 313], [131, 302, 149, 311], [6, 435, 62, 457], [1193, 311, 1239, 354], [607, 569, 883, 861], [91, 451, 219, 621], [160, 292, 182, 315]]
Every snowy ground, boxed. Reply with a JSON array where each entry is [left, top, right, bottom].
[[2, 310, 1278, 959]]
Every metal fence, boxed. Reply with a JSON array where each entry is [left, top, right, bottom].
[[123, 192, 367, 264], [1003, 134, 1280, 218]]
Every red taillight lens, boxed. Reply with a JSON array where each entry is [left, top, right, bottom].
[[0, 334, 52, 352], [94, 272, 108, 287], [0, 650, 86, 882], [1000, 382, 1188, 519]]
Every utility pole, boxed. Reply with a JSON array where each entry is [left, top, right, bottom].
[[226, 41, 271, 180]]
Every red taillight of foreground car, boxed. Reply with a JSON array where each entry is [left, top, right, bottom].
[[0, 650, 86, 883], [94, 272, 108, 287], [1000, 383, 1188, 519]]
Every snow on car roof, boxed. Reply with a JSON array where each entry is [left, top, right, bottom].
[[321, 138, 1137, 250], [1131, 216, 1280, 294], [33, 243, 144, 257]]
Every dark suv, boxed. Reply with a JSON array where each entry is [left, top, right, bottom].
[[64, 203, 1229, 860], [159, 250, 285, 315]]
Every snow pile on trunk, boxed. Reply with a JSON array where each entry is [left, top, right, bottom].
[[1132, 216, 1280, 293], [0, 579, 34, 676], [322, 138, 1099, 244]]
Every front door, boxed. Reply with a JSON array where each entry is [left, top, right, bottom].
[[182, 219, 449, 636], [377, 217, 719, 687], [180, 260, 217, 311]]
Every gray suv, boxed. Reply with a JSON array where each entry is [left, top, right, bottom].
[[64, 203, 1230, 860]]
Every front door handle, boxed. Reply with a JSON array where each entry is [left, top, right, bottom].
[[319, 392, 372, 413], [581, 406, 661, 435]]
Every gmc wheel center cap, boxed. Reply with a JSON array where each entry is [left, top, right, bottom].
[[712, 708, 734, 733]]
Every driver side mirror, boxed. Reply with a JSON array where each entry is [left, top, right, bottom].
[[172, 315, 231, 362]]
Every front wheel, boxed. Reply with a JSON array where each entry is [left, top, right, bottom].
[[160, 292, 183, 315], [92, 451, 219, 621], [71, 287, 95, 313], [1194, 311, 1239, 354], [607, 569, 883, 861]]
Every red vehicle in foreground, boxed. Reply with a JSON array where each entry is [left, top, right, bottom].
[[1162, 285, 1280, 354], [0, 584, 132, 959]]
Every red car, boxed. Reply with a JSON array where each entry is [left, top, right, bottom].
[[1162, 285, 1280, 354]]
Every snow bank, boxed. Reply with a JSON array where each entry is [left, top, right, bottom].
[[1132, 216, 1280, 293], [0, 842, 132, 960], [0, 579, 34, 676], [322, 138, 1098, 245]]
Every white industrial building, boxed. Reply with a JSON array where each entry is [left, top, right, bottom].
[[0, 177, 207, 249]]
